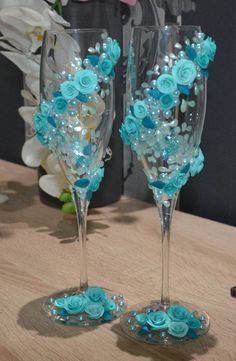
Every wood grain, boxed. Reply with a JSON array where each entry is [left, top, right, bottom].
[[0, 159, 236, 361]]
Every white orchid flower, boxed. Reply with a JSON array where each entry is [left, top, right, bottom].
[[0, 0, 70, 200], [0, 0, 51, 12], [21, 89, 38, 104], [18, 106, 37, 126], [22, 136, 48, 168], [39, 153, 67, 198], [0, 6, 69, 54]]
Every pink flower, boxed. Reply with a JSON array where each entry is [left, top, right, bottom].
[[78, 0, 137, 5]]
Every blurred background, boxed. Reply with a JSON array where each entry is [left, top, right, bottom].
[[0, 0, 235, 226]]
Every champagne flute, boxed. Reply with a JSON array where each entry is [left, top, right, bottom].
[[36, 28, 126, 326], [120, 25, 216, 345]]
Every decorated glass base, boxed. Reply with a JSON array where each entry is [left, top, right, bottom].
[[120, 300, 210, 346], [43, 286, 127, 326]]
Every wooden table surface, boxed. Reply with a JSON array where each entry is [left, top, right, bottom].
[[0, 159, 236, 361]]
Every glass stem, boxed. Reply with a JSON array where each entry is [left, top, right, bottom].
[[71, 187, 89, 292], [156, 194, 179, 309]]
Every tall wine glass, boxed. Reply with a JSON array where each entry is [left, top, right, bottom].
[[120, 25, 216, 345], [36, 29, 126, 326]]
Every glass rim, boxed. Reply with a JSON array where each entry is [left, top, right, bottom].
[[132, 25, 201, 31], [44, 28, 107, 35]]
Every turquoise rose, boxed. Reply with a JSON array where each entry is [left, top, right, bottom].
[[106, 39, 121, 65], [74, 69, 98, 94], [98, 58, 113, 75], [203, 37, 216, 61], [172, 173, 189, 188], [195, 53, 210, 69], [156, 74, 177, 94], [168, 321, 189, 338], [40, 101, 51, 116], [63, 295, 88, 315], [135, 313, 147, 326], [146, 311, 171, 330], [190, 148, 204, 176], [167, 304, 191, 323], [34, 112, 48, 134], [172, 59, 197, 85], [103, 298, 116, 312], [54, 298, 65, 308], [164, 182, 178, 197], [160, 94, 175, 110], [85, 303, 105, 319], [119, 124, 131, 145], [85, 287, 107, 303], [187, 315, 202, 329], [60, 80, 79, 100], [124, 115, 140, 136], [89, 167, 104, 192], [53, 96, 68, 113], [133, 100, 148, 119]]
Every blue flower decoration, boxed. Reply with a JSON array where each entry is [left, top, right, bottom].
[[85, 303, 105, 319], [85, 287, 107, 303], [203, 37, 217, 61], [123, 115, 140, 137], [40, 101, 51, 116], [142, 116, 156, 129], [133, 100, 148, 119], [86, 55, 99, 66], [146, 311, 171, 330], [168, 321, 189, 338], [63, 295, 88, 315], [195, 53, 210, 69], [54, 297, 65, 308], [172, 173, 188, 188], [119, 124, 131, 145], [60, 80, 79, 100], [148, 88, 161, 100], [156, 74, 177, 94], [167, 304, 191, 323], [34, 112, 48, 145], [89, 167, 104, 192], [163, 183, 178, 197], [74, 69, 98, 95], [106, 38, 121, 65], [103, 299, 116, 312], [160, 94, 175, 110], [53, 96, 68, 113], [185, 46, 197, 60], [135, 313, 148, 326], [98, 58, 113, 76], [190, 149, 204, 176], [187, 315, 202, 329], [172, 59, 197, 85]]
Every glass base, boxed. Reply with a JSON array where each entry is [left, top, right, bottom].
[[42, 286, 127, 327], [120, 300, 210, 346]]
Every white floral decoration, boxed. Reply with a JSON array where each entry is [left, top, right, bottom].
[[0, 0, 69, 198]]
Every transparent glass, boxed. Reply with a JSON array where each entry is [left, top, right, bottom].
[[120, 25, 210, 345], [40, 29, 126, 326]]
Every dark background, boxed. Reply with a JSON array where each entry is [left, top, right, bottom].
[[181, 0, 236, 225], [0, 0, 235, 226]]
